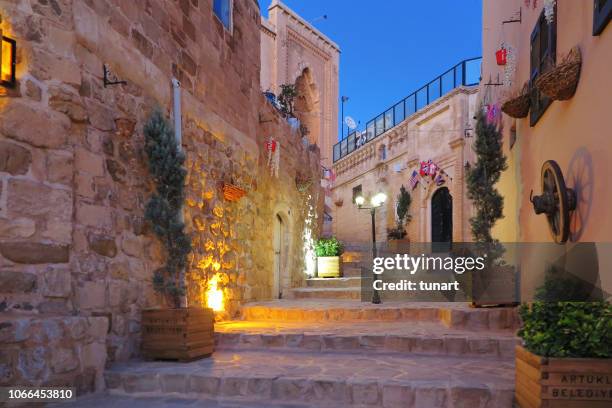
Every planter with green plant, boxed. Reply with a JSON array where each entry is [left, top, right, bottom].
[[140, 110, 213, 362], [515, 271, 612, 407], [315, 237, 344, 278], [387, 185, 411, 246]]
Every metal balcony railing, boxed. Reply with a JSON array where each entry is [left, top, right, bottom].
[[333, 57, 482, 163]]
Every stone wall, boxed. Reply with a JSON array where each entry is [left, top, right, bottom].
[[0, 316, 107, 391], [0, 0, 321, 391]]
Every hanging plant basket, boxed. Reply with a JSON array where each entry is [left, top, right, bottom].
[[334, 198, 343, 207], [535, 46, 581, 101], [495, 47, 507, 66], [223, 183, 247, 202], [501, 83, 531, 118]]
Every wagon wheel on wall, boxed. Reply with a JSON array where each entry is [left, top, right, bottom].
[[530, 160, 577, 244]]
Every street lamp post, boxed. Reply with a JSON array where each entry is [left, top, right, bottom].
[[355, 192, 387, 304]]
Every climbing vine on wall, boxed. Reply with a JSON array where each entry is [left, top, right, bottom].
[[144, 110, 192, 308]]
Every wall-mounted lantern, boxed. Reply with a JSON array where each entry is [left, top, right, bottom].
[[0, 30, 17, 87]]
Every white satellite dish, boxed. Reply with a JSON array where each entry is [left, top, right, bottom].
[[345, 116, 357, 130]]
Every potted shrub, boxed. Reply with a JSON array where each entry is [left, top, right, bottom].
[[141, 110, 214, 362], [515, 271, 612, 407], [387, 185, 411, 249], [315, 237, 344, 278]]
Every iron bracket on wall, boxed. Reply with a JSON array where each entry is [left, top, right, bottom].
[[103, 64, 127, 87]]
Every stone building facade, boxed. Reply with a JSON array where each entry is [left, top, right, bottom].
[[260, 0, 340, 168], [0, 0, 321, 392], [331, 87, 478, 245]]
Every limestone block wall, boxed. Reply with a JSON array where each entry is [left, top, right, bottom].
[[331, 88, 478, 245], [0, 0, 321, 390], [0, 316, 108, 392]]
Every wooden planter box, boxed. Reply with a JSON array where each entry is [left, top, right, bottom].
[[142, 307, 214, 362], [515, 345, 612, 408], [317, 256, 341, 278]]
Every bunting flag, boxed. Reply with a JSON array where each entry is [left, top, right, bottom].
[[266, 137, 280, 177], [409, 170, 420, 190], [419, 161, 430, 177], [434, 174, 445, 186], [429, 161, 438, 178]]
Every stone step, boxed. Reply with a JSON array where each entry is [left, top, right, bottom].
[[104, 350, 515, 407], [291, 287, 361, 300], [306, 277, 362, 288], [214, 320, 518, 359], [241, 300, 519, 331], [341, 266, 362, 277]]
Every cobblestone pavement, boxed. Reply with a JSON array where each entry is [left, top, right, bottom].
[[51, 392, 313, 407]]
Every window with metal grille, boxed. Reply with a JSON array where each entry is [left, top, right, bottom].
[[530, 9, 557, 126], [594, 0, 612, 35], [352, 185, 362, 204]]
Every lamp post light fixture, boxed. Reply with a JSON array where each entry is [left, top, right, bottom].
[[355, 191, 387, 304]]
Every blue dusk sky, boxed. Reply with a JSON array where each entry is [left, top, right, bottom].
[[259, 0, 483, 142]]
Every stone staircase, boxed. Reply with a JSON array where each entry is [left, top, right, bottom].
[[102, 299, 519, 407], [291, 250, 365, 300], [291, 249, 468, 302]]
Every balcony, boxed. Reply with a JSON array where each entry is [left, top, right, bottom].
[[333, 57, 482, 163]]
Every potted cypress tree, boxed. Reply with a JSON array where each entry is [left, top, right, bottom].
[[315, 237, 344, 278], [387, 185, 411, 250], [140, 110, 214, 362]]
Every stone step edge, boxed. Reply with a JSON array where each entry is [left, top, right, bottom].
[[105, 370, 514, 408], [215, 332, 519, 359], [241, 305, 520, 331]]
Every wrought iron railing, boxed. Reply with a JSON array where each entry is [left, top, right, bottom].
[[333, 57, 482, 163]]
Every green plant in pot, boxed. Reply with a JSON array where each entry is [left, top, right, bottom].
[[315, 237, 344, 278], [387, 185, 411, 240], [514, 268, 612, 407], [141, 110, 213, 362]]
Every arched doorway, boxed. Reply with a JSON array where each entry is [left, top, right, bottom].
[[272, 214, 285, 299], [431, 187, 452, 251]]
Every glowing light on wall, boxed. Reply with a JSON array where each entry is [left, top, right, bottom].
[[1, 33, 16, 87], [302, 194, 317, 277], [206, 274, 224, 312]]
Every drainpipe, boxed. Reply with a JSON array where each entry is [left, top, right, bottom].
[[172, 78, 187, 308]]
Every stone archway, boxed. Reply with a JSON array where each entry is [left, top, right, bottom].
[[294, 67, 321, 147], [431, 187, 452, 251]]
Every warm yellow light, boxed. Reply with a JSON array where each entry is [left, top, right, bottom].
[[1, 36, 15, 84], [371, 192, 387, 207], [206, 274, 224, 312], [355, 195, 365, 206]]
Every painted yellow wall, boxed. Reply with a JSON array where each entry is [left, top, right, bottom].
[[482, 0, 612, 299]]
